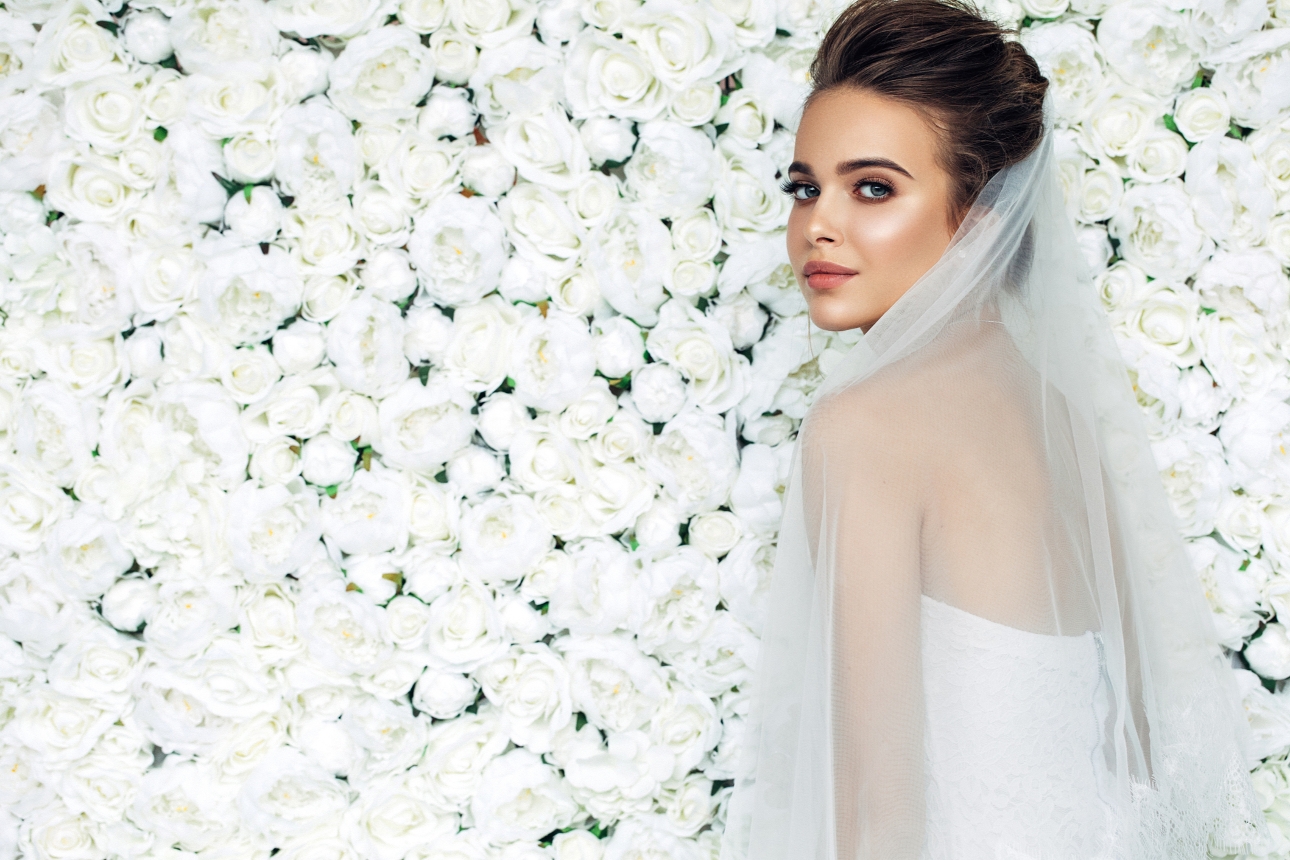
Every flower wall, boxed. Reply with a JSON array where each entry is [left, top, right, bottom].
[[0, 0, 1288, 856]]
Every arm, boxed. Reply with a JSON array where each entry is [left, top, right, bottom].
[[799, 392, 927, 860]]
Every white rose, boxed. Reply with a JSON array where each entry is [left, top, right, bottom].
[[556, 633, 668, 733], [218, 345, 282, 406], [100, 575, 158, 633], [409, 194, 508, 307], [197, 239, 303, 346], [713, 139, 791, 240], [1118, 281, 1201, 367], [553, 829, 605, 860], [1268, 214, 1290, 267], [621, 0, 737, 91], [297, 580, 395, 675], [1125, 126, 1188, 183], [492, 106, 590, 191], [499, 181, 586, 274], [511, 309, 598, 412], [629, 363, 687, 424], [279, 43, 334, 102], [275, 99, 362, 205], [715, 90, 774, 149], [586, 206, 670, 325], [718, 534, 774, 632], [447, 0, 537, 48], [427, 28, 480, 86], [603, 815, 702, 860], [460, 144, 517, 197], [580, 117, 636, 166], [1096, 1, 1198, 97], [476, 642, 572, 752], [1185, 136, 1276, 249], [412, 666, 481, 719], [646, 299, 750, 414], [633, 545, 719, 652], [281, 202, 367, 277], [1219, 398, 1290, 498], [272, 0, 389, 39], [1080, 85, 1163, 161], [564, 29, 667, 122], [250, 434, 303, 486], [624, 121, 719, 218], [223, 185, 284, 244], [459, 491, 554, 585], [167, 0, 277, 71], [241, 369, 339, 444], [321, 462, 412, 556], [328, 27, 435, 124], [1021, 23, 1104, 124], [593, 316, 646, 380], [1207, 29, 1290, 128], [570, 170, 625, 227], [1248, 118, 1290, 208], [122, 9, 172, 64], [557, 379, 617, 441], [1196, 312, 1287, 401], [10, 684, 116, 763], [379, 128, 466, 207], [374, 375, 476, 475], [302, 433, 358, 487], [1172, 87, 1231, 143], [325, 293, 409, 399], [424, 578, 509, 672], [710, 290, 769, 351], [44, 149, 138, 225], [1108, 180, 1213, 280], [403, 305, 454, 369], [227, 478, 322, 582], [0, 458, 71, 554], [476, 392, 532, 452], [271, 320, 327, 377], [329, 389, 382, 445], [418, 85, 477, 140], [446, 445, 505, 497], [63, 72, 147, 154], [353, 179, 414, 248], [687, 510, 743, 558], [470, 748, 580, 844], [1247, 623, 1290, 681], [0, 92, 58, 191], [342, 771, 457, 860], [556, 725, 670, 821], [222, 128, 278, 184], [239, 748, 352, 843], [360, 248, 418, 304], [1151, 431, 1230, 538], [643, 409, 738, 516]]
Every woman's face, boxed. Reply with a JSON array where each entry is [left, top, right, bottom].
[[784, 87, 958, 333]]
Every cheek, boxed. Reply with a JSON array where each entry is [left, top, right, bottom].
[[854, 201, 950, 275]]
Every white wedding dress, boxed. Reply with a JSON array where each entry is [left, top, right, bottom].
[[920, 593, 1117, 860]]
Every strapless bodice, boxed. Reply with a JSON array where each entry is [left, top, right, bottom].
[[919, 593, 1117, 859]]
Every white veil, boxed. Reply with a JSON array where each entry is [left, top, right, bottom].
[[719, 94, 1270, 859]]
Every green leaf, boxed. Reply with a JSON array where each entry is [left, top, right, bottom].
[[324, 484, 339, 498], [153, 126, 168, 142], [1201, 306, 1217, 315], [1228, 121, 1244, 139], [210, 172, 242, 196], [1161, 114, 1178, 134], [628, 536, 640, 551], [243, 184, 254, 203], [434, 469, 448, 484], [159, 54, 179, 69], [1190, 70, 1206, 89], [418, 364, 431, 385], [575, 712, 588, 731]]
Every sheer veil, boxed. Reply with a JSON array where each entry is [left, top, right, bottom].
[[719, 93, 1270, 859]]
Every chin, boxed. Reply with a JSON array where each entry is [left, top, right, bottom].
[[806, 301, 875, 333]]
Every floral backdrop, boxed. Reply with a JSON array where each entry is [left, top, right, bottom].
[[0, 0, 1287, 855]]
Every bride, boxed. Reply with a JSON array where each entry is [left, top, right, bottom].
[[719, 1, 1270, 858]]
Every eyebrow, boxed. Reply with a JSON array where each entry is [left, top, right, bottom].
[[788, 157, 914, 180]]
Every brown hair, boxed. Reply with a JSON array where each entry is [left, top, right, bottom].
[[807, 0, 1049, 226]]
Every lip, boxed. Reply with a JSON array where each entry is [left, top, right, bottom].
[[802, 260, 858, 290]]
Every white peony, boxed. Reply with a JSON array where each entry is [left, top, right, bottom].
[[328, 27, 435, 124], [409, 195, 509, 307]]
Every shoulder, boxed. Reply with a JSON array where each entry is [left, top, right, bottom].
[[799, 366, 933, 479]]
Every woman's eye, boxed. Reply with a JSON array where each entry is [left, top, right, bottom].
[[779, 179, 819, 200], [857, 181, 892, 200]]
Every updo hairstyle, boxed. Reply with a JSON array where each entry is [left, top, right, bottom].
[[808, 0, 1050, 227]]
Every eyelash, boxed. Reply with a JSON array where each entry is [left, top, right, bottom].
[[777, 177, 895, 201]]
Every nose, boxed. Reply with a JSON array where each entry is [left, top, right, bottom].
[[803, 190, 842, 246]]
